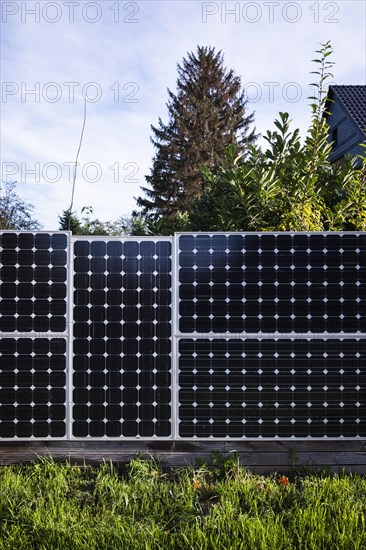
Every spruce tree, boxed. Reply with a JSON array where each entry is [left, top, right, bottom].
[[58, 209, 82, 234], [136, 46, 256, 218]]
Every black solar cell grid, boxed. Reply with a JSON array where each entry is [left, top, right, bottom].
[[0, 232, 68, 333], [72, 238, 172, 438], [178, 338, 366, 438], [0, 337, 67, 438], [178, 233, 366, 334]]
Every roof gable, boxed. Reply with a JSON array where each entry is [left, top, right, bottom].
[[326, 85, 366, 137]]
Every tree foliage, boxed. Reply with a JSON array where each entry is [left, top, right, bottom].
[[130, 211, 189, 236], [136, 46, 256, 219], [188, 42, 366, 232], [58, 207, 133, 236], [0, 181, 42, 230], [58, 209, 83, 234]]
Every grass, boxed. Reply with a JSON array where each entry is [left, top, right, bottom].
[[0, 455, 365, 550]]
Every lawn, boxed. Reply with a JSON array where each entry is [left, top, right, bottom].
[[0, 455, 365, 550]]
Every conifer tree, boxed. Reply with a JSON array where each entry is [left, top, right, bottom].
[[58, 209, 82, 234], [136, 46, 256, 218]]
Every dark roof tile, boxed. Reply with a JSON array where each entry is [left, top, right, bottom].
[[329, 85, 366, 137]]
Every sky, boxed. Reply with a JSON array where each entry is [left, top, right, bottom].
[[1, 0, 365, 230]]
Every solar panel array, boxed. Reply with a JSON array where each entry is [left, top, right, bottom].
[[0, 231, 365, 440]]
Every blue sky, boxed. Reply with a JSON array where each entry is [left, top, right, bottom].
[[1, 0, 365, 229]]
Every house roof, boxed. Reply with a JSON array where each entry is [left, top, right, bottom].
[[326, 85, 366, 137]]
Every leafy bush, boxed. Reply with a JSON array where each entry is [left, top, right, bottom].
[[189, 42, 366, 232]]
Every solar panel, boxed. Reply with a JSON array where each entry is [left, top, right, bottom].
[[0, 337, 67, 438], [72, 238, 172, 438], [178, 233, 365, 334], [0, 232, 69, 439], [0, 232, 68, 333], [178, 337, 366, 438]]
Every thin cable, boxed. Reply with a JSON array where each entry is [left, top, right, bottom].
[[68, 98, 87, 230]]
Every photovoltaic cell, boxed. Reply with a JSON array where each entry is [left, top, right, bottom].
[[178, 338, 366, 438], [72, 238, 172, 438]]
